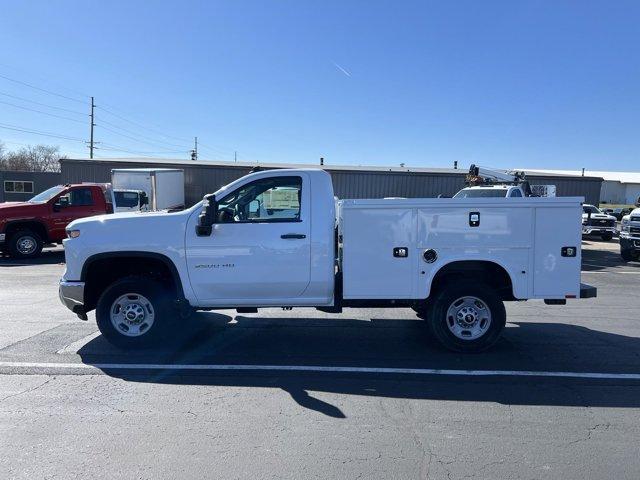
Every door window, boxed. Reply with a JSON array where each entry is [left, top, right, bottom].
[[217, 176, 302, 223], [58, 188, 95, 206], [509, 189, 523, 198]]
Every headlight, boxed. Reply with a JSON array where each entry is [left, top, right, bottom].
[[66, 229, 81, 238]]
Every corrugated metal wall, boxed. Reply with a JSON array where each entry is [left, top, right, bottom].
[[60, 159, 602, 206], [0, 170, 62, 202], [524, 174, 602, 205]]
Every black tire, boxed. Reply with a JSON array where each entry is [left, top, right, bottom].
[[621, 248, 635, 262], [96, 276, 177, 349], [601, 232, 613, 241], [8, 229, 43, 259], [427, 281, 506, 353]]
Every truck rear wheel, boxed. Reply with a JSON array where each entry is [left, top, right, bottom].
[[96, 276, 176, 349], [427, 281, 506, 353], [8, 229, 43, 259]]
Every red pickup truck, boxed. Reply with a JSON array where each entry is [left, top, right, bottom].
[[0, 183, 113, 259]]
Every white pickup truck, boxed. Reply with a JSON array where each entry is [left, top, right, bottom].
[[620, 208, 640, 261], [59, 169, 596, 352]]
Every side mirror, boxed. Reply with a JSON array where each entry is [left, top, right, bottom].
[[54, 196, 69, 211], [196, 194, 217, 236], [139, 192, 149, 207]]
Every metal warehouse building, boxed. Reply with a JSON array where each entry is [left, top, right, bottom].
[[0, 170, 61, 203], [59, 158, 604, 206]]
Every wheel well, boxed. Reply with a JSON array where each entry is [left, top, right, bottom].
[[5, 221, 48, 242], [82, 254, 181, 311], [430, 261, 515, 301]]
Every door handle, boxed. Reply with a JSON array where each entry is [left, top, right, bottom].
[[281, 234, 306, 239]]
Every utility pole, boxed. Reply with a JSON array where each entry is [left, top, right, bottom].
[[191, 137, 198, 160], [89, 96, 95, 159], [234, 151, 237, 162]]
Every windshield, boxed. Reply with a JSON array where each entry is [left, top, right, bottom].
[[114, 191, 140, 208], [453, 189, 508, 198], [28, 185, 66, 203], [583, 205, 601, 214]]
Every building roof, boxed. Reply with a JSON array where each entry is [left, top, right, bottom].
[[522, 168, 639, 184], [61, 157, 602, 180]]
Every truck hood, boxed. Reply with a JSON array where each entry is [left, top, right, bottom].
[[69, 209, 186, 229], [0, 201, 32, 210], [0, 201, 46, 219]]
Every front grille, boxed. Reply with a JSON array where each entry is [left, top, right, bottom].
[[587, 218, 614, 227], [631, 216, 640, 222], [631, 227, 640, 234]]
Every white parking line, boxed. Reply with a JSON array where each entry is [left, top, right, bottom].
[[582, 270, 640, 274], [1, 361, 640, 380]]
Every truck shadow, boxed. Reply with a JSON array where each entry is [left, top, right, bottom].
[[77, 314, 640, 416], [581, 242, 637, 270], [0, 249, 65, 266]]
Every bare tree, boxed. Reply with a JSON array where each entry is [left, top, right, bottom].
[[0, 144, 64, 172]]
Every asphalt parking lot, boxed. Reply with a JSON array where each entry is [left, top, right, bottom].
[[1, 241, 639, 479]]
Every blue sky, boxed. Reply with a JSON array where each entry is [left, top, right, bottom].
[[0, 0, 638, 170]]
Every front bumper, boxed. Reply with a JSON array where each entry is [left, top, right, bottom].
[[620, 235, 640, 250], [59, 280, 87, 319], [582, 226, 616, 235]]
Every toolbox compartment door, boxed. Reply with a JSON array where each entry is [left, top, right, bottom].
[[342, 207, 415, 299], [533, 206, 582, 298]]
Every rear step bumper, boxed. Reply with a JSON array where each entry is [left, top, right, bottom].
[[580, 283, 597, 299], [545, 283, 597, 305]]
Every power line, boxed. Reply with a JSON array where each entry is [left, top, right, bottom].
[[96, 116, 191, 149], [100, 142, 189, 155], [0, 99, 86, 124], [98, 104, 193, 144], [0, 122, 85, 142], [0, 72, 88, 104], [0, 91, 87, 116], [95, 123, 189, 153]]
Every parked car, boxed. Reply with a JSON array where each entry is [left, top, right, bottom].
[[582, 204, 617, 241], [0, 183, 113, 259], [620, 208, 640, 261], [59, 168, 596, 353]]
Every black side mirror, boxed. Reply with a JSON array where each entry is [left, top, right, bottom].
[[53, 203, 61, 212], [196, 194, 217, 236], [140, 192, 149, 206]]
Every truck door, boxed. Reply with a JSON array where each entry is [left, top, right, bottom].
[[185, 174, 311, 305], [49, 187, 103, 241]]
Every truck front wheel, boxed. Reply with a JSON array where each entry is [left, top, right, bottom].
[[8, 229, 43, 259], [427, 281, 506, 353], [601, 232, 613, 241], [621, 247, 637, 262], [96, 276, 176, 349]]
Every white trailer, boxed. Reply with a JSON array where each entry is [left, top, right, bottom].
[[111, 168, 185, 212]]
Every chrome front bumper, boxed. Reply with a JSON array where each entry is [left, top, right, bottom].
[[582, 226, 616, 235], [59, 280, 87, 319]]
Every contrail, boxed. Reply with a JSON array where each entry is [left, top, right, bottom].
[[333, 62, 352, 77]]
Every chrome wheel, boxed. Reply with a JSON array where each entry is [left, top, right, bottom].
[[110, 293, 155, 337], [16, 235, 37, 255], [445, 296, 492, 340]]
